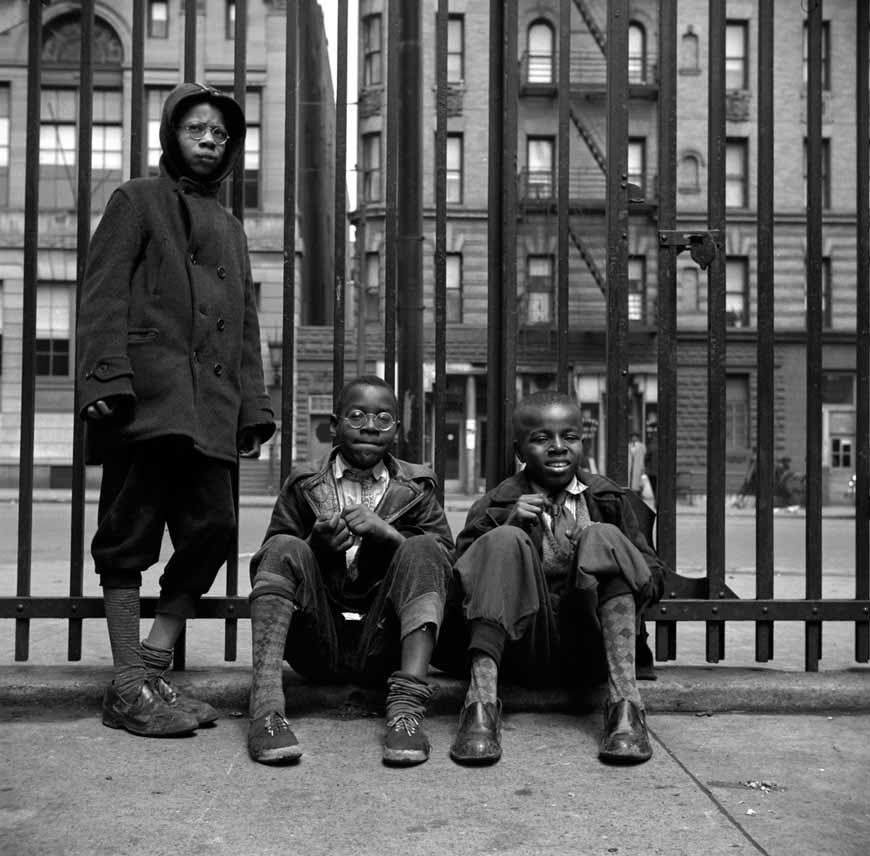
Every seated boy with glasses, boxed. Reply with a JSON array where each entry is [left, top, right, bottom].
[[247, 374, 454, 766]]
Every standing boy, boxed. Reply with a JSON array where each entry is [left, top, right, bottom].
[[435, 390, 667, 766], [77, 83, 275, 737], [246, 375, 454, 766]]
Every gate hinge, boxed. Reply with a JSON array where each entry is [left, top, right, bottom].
[[658, 229, 722, 270]]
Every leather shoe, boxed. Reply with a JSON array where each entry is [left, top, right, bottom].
[[449, 700, 502, 765], [598, 698, 652, 764]]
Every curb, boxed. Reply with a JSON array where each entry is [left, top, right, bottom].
[[2, 664, 868, 717]]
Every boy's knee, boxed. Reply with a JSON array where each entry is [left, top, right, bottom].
[[394, 533, 444, 561], [250, 533, 316, 594]]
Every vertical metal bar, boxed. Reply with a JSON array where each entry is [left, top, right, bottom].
[[130, 0, 145, 179], [396, 1, 423, 462], [754, 0, 775, 662], [184, 0, 197, 82], [804, 0, 824, 671], [332, 0, 348, 402], [485, 0, 506, 487], [856, 0, 870, 663], [281, 0, 298, 485], [222, 0, 249, 664], [655, 0, 678, 661], [384, 0, 399, 387], [433, 0, 448, 500], [556, 0, 570, 393], [705, 0, 727, 662], [605, 0, 629, 482], [68, 0, 95, 662], [16, 0, 43, 661]]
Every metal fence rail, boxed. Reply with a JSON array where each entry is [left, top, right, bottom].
[[1, 1, 868, 673]]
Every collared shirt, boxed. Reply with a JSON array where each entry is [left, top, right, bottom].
[[531, 475, 591, 529], [332, 453, 390, 573]]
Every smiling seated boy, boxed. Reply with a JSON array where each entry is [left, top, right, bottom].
[[434, 390, 666, 766], [246, 375, 454, 766]]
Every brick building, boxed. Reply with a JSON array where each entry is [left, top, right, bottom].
[[348, 0, 863, 500]]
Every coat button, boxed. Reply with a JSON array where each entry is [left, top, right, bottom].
[[217, 318, 226, 331], [96, 363, 109, 375], [217, 266, 226, 279], [213, 363, 223, 376]]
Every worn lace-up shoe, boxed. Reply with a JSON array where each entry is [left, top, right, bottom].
[[383, 712, 430, 766], [248, 712, 302, 764], [152, 675, 219, 726], [102, 681, 199, 737], [598, 698, 653, 764], [449, 700, 502, 765]]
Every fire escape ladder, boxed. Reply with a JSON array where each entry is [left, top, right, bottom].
[[572, 0, 606, 56], [568, 221, 606, 296], [569, 106, 607, 174]]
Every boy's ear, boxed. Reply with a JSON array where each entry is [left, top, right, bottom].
[[329, 413, 339, 438], [513, 440, 525, 463]]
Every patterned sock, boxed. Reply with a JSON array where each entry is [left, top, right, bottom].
[[140, 639, 173, 680], [599, 593, 643, 708], [463, 652, 498, 708], [249, 594, 293, 720], [102, 586, 145, 700]]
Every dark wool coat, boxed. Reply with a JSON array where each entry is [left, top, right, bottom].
[[77, 82, 275, 464], [455, 469, 667, 605], [260, 448, 455, 613]]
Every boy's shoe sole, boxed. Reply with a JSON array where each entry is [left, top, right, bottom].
[[102, 681, 199, 737]]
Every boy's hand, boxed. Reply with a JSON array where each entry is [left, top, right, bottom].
[[85, 399, 117, 421], [341, 504, 402, 545], [505, 493, 548, 528], [310, 512, 354, 552], [238, 430, 262, 459]]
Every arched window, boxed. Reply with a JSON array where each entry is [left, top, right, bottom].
[[678, 153, 701, 193], [680, 27, 700, 73], [527, 20, 554, 84], [628, 22, 646, 83], [40, 13, 124, 212]]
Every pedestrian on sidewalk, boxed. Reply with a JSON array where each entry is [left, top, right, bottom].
[[246, 375, 454, 766], [627, 431, 646, 495], [434, 390, 668, 766], [76, 83, 275, 738]]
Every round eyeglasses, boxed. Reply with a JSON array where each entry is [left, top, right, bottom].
[[342, 410, 396, 431], [179, 122, 229, 145]]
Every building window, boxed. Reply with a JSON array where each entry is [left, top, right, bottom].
[[220, 89, 261, 210], [725, 375, 750, 451], [628, 256, 646, 323], [226, 1, 236, 40], [146, 86, 172, 176], [526, 20, 554, 84], [803, 138, 831, 209], [362, 14, 382, 86], [526, 255, 553, 325], [446, 253, 462, 323], [526, 136, 554, 199], [725, 257, 749, 328], [805, 256, 833, 328], [446, 134, 463, 203], [40, 88, 122, 211], [0, 84, 8, 206], [36, 283, 73, 377], [364, 251, 380, 322], [628, 22, 647, 83], [362, 133, 381, 202], [725, 138, 748, 208], [148, 1, 168, 39], [725, 21, 748, 89], [802, 20, 831, 90], [447, 15, 465, 84], [628, 138, 646, 196]]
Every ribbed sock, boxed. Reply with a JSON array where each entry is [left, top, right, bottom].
[[463, 651, 498, 708], [103, 586, 145, 700], [249, 593, 293, 720], [599, 593, 643, 707], [140, 639, 173, 680], [385, 671, 433, 722]]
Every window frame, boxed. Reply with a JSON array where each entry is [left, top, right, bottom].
[[803, 137, 831, 210], [148, 0, 169, 39], [725, 374, 751, 451], [627, 256, 647, 323], [362, 132, 382, 203], [725, 20, 748, 90], [445, 133, 463, 204], [725, 137, 748, 209], [446, 15, 464, 84], [526, 135, 554, 199], [218, 88, 262, 210], [226, 0, 236, 41], [725, 256, 750, 328], [445, 252, 463, 323], [362, 14, 383, 87], [802, 20, 831, 91], [526, 19, 555, 85], [628, 22, 647, 83], [525, 254, 554, 325]]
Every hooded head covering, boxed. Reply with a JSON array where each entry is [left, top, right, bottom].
[[158, 82, 246, 184]]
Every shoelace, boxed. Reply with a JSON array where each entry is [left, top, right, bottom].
[[264, 712, 292, 736], [386, 712, 420, 735]]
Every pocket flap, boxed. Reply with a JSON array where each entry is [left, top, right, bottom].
[[85, 354, 133, 382]]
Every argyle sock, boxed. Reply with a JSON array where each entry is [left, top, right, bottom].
[[249, 594, 294, 720], [103, 586, 145, 700], [140, 639, 173, 680], [463, 651, 498, 708], [599, 593, 643, 708]]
